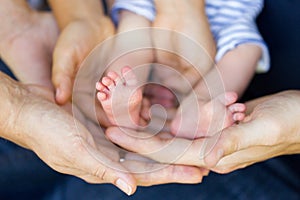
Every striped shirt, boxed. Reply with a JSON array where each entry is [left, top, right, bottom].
[[112, 0, 270, 73]]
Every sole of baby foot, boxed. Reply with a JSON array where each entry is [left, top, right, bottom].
[[170, 92, 243, 139], [96, 66, 143, 129]]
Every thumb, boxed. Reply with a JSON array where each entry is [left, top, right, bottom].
[[203, 120, 266, 167], [52, 44, 78, 105], [79, 144, 137, 195]]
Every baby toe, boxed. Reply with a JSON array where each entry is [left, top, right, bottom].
[[121, 66, 138, 86], [229, 103, 246, 113], [102, 76, 115, 90], [221, 92, 238, 106], [233, 113, 245, 122], [107, 71, 121, 86], [97, 91, 108, 101]]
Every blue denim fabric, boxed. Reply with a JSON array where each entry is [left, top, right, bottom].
[[45, 157, 299, 200], [0, 138, 65, 199]]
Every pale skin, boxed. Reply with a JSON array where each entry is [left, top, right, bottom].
[[48, 0, 115, 104], [149, 0, 262, 139], [0, 0, 115, 103], [105, 90, 300, 173], [170, 44, 261, 138], [0, 71, 210, 195], [96, 0, 212, 131], [0, 1, 207, 194], [152, 0, 216, 93], [96, 10, 154, 129], [95, 0, 217, 129], [96, 65, 245, 135], [0, 0, 58, 89], [97, 1, 252, 136], [96, 66, 145, 129]]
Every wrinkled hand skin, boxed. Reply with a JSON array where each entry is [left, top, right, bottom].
[[105, 91, 300, 175], [206, 90, 300, 173], [0, 72, 208, 195], [52, 16, 115, 105], [0, 2, 58, 89]]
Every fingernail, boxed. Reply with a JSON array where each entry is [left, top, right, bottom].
[[116, 179, 132, 196]]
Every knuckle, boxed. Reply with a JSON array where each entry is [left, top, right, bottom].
[[93, 165, 108, 181]]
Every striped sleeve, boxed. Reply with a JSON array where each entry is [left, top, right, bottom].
[[206, 0, 270, 73], [111, 0, 156, 25]]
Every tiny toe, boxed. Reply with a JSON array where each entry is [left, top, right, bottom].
[[102, 77, 115, 90], [233, 113, 245, 121], [96, 82, 106, 91], [229, 103, 246, 113], [121, 66, 137, 86], [219, 92, 238, 106], [107, 71, 120, 85], [97, 92, 108, 101], [222, 92, 238, 106], [95, 82, 101, 90]]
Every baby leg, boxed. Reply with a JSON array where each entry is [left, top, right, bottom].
[[171, 92, 246, 139], [96, 66, 143, 129]]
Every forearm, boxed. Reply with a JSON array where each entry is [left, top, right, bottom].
[[154, 0, 205, 15], [194, 44, 261, 100], [118, 10, 151, 31], [154, 0, 215, 72], [0, 72, 30, 148], [48, 0, 105, 29]]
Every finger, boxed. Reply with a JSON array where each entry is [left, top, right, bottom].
[[106, 127, 207, 167], [211, 145, 279, 174], [123, 160, 204, 186], [73, 140, 136, 195], [52, 40, 78, 105], [203, 120, 272, 167]]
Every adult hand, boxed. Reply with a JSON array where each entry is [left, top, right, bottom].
[[67, 38, 207, 190], [52, 17, 115, 104], [152, 0, 216, 94], [106, 91, 300, 174], [71, 10, 156, 128], [205, 90, 300, 173], [0, 72, 206, 195], [0, 0, 58, 89], [49, 0, 115, 104], [0, 72, 138, 194], [81, 117, 208, 188]]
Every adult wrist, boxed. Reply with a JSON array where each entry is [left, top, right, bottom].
[[111, 0, 155, 25], [48, 0, 105, 29], [0, 74, 31, 148], [154, 0, 205, 16], [0, 0, 33, 42]]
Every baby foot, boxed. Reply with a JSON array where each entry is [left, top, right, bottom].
[[171, 92, 246, 139], [96, 66, 143, 129]]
